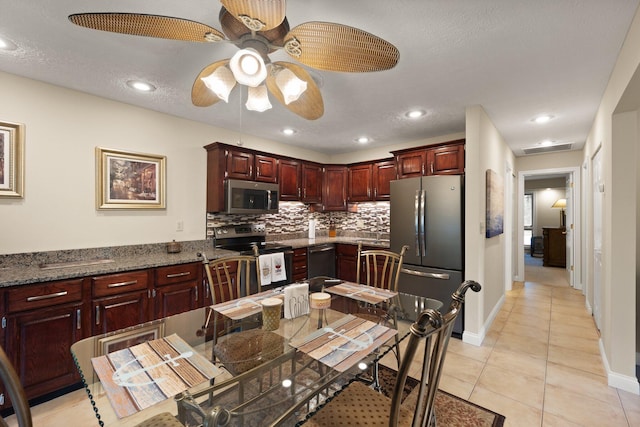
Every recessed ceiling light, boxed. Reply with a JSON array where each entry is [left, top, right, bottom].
[[126, 80, 156, 92], [405, 109, 426, 119], [540, 140, 554, 146], [532, 114, 554, 124], [0, 36, 17, 51], [356, 136, 370, 144], [282, 128, 296, 136]]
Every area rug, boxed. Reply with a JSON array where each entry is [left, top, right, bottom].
[[377, 365, 505, 427]]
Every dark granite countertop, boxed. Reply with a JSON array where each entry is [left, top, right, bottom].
[[0, 236, 389, 288]]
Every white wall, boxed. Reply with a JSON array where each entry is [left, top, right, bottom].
[[463, 105, 515, 345], [0, 71, 331, 254], [581, 3, 640, 393]]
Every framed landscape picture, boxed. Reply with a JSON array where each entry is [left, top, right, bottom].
[[0, 120, 25, 198], [486, 169, 504, 238], [96, 147, 166, 209]]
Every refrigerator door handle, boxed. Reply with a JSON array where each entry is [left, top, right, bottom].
[[414, 189, 421, 257], [401, 267, 450, 280], [419, 189, 427, 257]]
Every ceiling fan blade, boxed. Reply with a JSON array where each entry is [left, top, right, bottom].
[[220, 0, 286, 31], [284, 22, 399, 72], [266, 62, 324, 120], [68, 13, 226, 42], [192, 60, 231, 107]]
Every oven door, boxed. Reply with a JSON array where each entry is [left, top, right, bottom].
[[225, 179, 279, 214]]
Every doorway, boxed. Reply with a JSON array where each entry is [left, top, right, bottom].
[[516, 167, 581, 289]]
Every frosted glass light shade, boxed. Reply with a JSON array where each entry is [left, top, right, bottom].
[[275, 68, 307, 104], [246, 85, 272, 112], [201, 66, 236, 102], [229, 48, 267, 87]]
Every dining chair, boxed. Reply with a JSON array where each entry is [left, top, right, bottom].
[[0, 345, 32, 427], [302, 280, 482, 427], [354, 242, 409, 378], [200, 251, 284, 375]]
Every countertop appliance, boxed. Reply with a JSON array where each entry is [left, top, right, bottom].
[[390, 175, 464, 336], [225, 179, 279, 214], [212, 223, 293, 291]]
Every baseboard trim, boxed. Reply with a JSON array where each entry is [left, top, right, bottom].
[[599, 338, 640, 394], [463, 294, 505, 347]]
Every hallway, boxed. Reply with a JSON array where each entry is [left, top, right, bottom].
[[434, 259, 640, 426]]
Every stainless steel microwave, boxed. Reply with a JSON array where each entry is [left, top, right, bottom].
[[225, 179, 279, 214]]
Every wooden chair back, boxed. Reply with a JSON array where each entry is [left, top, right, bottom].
[[356, 243, 409, 291], [0, 345, 32, 427], [202, 247, 261, 304]]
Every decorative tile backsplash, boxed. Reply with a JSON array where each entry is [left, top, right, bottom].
[[206, 201, 390, 241]]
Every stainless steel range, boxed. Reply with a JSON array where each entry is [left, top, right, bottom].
[[212, 223, 293, 290]]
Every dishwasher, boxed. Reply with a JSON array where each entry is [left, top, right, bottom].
[[307, 244, 336, 279]]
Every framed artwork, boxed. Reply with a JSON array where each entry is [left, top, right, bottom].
[[96, 147, 166, 209], [96, 322, 165, 356], [0, 120, 25, 198], [486, 169, 504, 238]]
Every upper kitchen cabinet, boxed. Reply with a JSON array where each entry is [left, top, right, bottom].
[[323, 166, 348, 211], [301, 162, 323, 204], [393, 139, 465, 179], [347, 163, 373, 203], [372, 160, 396, 200], [205, 142, 279, 212], [279, 158, 302, 201]]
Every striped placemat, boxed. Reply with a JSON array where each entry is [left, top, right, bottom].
[[211, 288, 285, 320], [290, 315, 397, 372], [91, 333, 221, 418], [325, 282, 397, 305]]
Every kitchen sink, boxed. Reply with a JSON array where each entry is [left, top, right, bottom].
[[39, 259, 115, 269]]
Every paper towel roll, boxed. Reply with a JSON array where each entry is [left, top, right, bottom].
[[308, 219, 316, 239]]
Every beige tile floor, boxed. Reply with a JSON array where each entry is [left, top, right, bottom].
[[6, 261, 640, 426]]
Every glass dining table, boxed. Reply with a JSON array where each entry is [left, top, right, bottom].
[[70, 281, 442, 427]]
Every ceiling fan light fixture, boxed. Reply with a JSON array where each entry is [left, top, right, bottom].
[[275, 68, 307, 105], [201, 66, 236, 103], [245, 85, 272, 112], [229, 48, 267, 87]]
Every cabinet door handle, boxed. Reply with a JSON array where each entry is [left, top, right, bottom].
[[95, 306, 100, 325], [107, 280, 137, 288], [26, 291, 68, 302], [166, 272, 191, 279], [77, 309, 82, 330]]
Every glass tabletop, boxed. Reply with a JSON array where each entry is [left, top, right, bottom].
[[70, 285, 440, 426]]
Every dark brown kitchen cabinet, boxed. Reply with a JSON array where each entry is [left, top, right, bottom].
[[279, 158, 302, 200], [395, 150, 426, 179], [372, 160, 396, 200], [92, 270, 151, 335], [543, 227, 566, 268], [426, 142, 464, 175], [301, 162, 323, 204], [292, 248, 308, 282], [204, 142, 279, 211], [336, 244, 359, 283], [323, 166, 348, 211], [348, 163, 373, 202], [3, 279, 84, 403], [393, 139, 465, 178], [154, 263, 202, 318]]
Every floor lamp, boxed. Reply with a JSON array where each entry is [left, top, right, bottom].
[[552, 198, 567, 227]]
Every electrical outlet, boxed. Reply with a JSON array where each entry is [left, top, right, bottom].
[[177, 220, 184, 232]]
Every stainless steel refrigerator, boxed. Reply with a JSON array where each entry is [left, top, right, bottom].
[[390, 175, 465, 336]]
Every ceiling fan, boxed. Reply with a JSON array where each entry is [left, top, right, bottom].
[[68, 0, 400, 120]]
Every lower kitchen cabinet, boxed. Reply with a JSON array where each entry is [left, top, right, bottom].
[[292, 248, 308, 282], [336, 244, 358, 283], [92, 270, 151, 334], [3, 279, 85, 404], [154, 263, 203, 317]]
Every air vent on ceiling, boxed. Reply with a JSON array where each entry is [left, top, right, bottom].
[[522, 143, 573, 155]]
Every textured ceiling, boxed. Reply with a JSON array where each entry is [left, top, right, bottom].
[[0, 0, 638, 156]]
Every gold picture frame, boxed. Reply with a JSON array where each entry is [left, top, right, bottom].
[[96, 322, 165, 356], [96, 147, 166, 209], [0, 120, 25, 198]]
